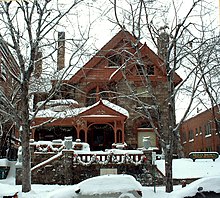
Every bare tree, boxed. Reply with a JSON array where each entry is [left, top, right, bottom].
[[0, 0, 93, 192], [110, 0, 218, 192]]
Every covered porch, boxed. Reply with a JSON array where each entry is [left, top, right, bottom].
[[31, 100, 128, 151]]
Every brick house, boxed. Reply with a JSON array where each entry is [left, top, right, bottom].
[[30, 30, 182, 152], [0, 35, 20, 159], [179, 105, 220, 156]]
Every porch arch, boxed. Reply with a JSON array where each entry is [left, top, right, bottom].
[[87, 123, 114, 151]]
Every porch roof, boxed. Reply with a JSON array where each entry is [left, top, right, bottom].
[[34, 99, 129, 119]]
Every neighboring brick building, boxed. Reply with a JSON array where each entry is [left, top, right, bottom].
[[30, 30, 182, 152], [179, 105, 220, 156], [0, 35, 20, 159]]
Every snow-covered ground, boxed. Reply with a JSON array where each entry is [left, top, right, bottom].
[[0, 157, 220, 198], [156, 157, 220, 179]]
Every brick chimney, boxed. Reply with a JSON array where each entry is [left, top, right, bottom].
[[57, 32, 65, 71], [34, 51, 42, 78], [157, 27, 169, 61]]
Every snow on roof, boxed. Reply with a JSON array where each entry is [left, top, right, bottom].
[[53, 64, 82, 81], [49, 174, 142, 198], [77, 174, 142, 195], [35, 106, 88, 118], [36, 99, 79, 108], [101, 99, 129, 117], [35, 99, 129, 118]]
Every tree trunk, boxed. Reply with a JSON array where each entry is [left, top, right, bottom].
[[20, 81, 31, 192], [165, 147, 173, 192]]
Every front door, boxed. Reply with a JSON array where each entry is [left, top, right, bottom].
[[87, 124, 114, 151]]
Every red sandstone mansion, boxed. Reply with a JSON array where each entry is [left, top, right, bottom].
[[29, 30, 181, 152]]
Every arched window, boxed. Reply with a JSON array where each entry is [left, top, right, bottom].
[[139, 121, 152, 129], [86, 86, 112, 106]]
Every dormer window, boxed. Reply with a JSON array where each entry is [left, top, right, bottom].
[[137, 64, 144, 75], [108, 54, 122, 67], [137, 64, 154, 76], [147, 65, 154, 75]]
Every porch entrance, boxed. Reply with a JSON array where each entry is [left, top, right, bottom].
[[87, 124, 114, 151]]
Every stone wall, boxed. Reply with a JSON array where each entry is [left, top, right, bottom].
[[16, 150, 165, 186]]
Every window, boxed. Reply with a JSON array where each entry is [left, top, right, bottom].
[[206, 147, 212, 152], [147, 65, 154, 75], [188, 129, 194, 141], [217, 121, 220, 134], [137, 64, 145, 75], [205, 122, 211, 136], [195, 128, 198, 136], [199, 126, 202, 135], [108, 54, 122, 67], [139, 122, 152, 129], [182, 131, 187, 143], [136, 64, 154, 76], [86, 87, 111, 106]]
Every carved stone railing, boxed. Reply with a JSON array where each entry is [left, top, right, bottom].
[[73, 152, 147, 166]]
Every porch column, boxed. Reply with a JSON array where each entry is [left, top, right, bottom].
[[85, 129, 88, 142], [122, 120, 125, 143], [76, 127, 80, 139], [114, 121, 117, 143], [31, 128, 35, 140]]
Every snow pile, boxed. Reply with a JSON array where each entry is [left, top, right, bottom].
[[0, 158, 10, 166], [156, 157, 220, 179]]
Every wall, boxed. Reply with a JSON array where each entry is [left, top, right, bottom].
[[180, 106, 220, 156], [16, 149, 165, 186]]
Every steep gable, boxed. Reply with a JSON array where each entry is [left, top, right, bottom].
[[67, 30, 181, 86]]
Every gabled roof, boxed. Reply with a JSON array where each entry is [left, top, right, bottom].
[[67, 30, 182, 86], [80, 99, 129, 119], [35, 99, 129, 119]]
